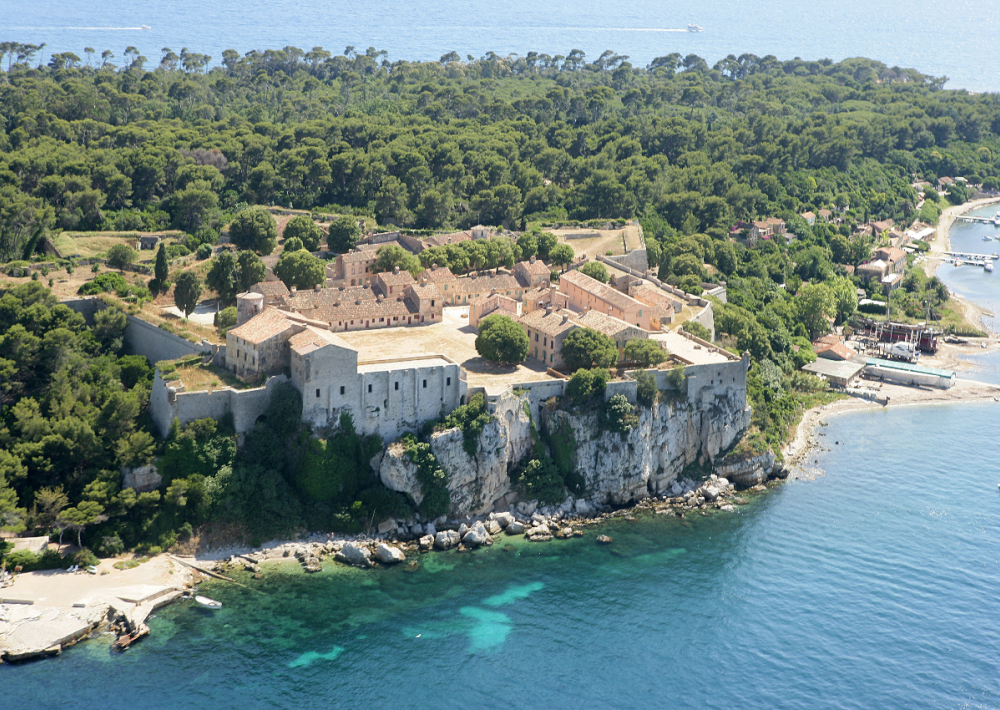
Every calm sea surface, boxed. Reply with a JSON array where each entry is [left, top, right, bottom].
[[5, 402, 1000, 709], [3, 0, 1000, 91]]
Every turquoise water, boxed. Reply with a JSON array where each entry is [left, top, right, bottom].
[[939, 204, 1000, 334], [4, 0, 1000, 91], [6, 402, 1000, 708]]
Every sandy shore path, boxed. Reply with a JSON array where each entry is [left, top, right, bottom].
[[783, 378, 1000, 471]]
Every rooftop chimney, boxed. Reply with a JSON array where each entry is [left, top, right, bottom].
[[530, 255, 536, 264], [356, 299, 362, 305], [421, 276, 427, 285], [545, 306, 553, 316], [562, 314, 570, 324], [394, 266, 400, 275], [432, 263, 438, 269], [377, 294, 384, 301], [314, 284, 321, 292], [290, 286, 297, 296]]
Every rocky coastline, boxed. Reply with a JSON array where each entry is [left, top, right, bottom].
[[207, 468, 789, 577]]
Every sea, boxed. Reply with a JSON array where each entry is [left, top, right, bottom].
[[3, 0, 1000, 92], [5, 5, 1000, 707]]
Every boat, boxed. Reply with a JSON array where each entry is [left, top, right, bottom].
[[140, 25, 151, 30], [688, 23, 704, 32], [195, 595, 222, 610], [986, 261, 994, 272]]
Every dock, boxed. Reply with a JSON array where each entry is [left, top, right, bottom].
[[958, 215, 1000, 225], [943, 250, 999, 260]]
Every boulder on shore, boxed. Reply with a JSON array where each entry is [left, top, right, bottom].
[[494, 512, 515, 528], [434, 530, 461, 550], [337, 543, 371, 568], [375, 544, 406, 564], [418, 535, 435, 550], [462, 521, 490, 548], [506, 521, 526, 535]]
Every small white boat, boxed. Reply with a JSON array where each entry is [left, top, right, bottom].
[[195, 595, 222, 610], [985, 261, 994, 272], [140, 25, 151, 30], [688, 23, 704, 32]]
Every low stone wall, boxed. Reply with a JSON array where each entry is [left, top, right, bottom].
[[123, 313, 214, 364], [63, 298, 214, 363], [605, 248, 648, 274], [149, 371, 288, 437]]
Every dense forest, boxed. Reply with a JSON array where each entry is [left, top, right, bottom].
[[2, 44, 997, 557]]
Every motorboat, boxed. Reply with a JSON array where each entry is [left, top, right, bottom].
[[985, 261, 994, 272], [195, 595, 222, 610], [140, 25, 151, 30], [688, 24, 704, 32]]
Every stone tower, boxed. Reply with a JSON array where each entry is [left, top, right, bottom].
[[236, 292, 264, 326]]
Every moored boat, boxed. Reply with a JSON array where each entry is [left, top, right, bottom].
[[195, 595, 222, 610]]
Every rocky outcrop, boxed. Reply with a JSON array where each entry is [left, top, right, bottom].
[[122, 465, 161, 493], [379, 392, 533, 516], [378, 382, 749, 516], [713, 451, 777, 489], [540, 392, 750, 506]]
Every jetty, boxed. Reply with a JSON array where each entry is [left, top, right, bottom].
[[957, 215, 1000, 225], [943, 250, 999, 260]]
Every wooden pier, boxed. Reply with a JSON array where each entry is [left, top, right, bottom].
[[943, 250, 999, 260]]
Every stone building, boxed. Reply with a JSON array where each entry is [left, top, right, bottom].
[[559, 269, 650, 329]]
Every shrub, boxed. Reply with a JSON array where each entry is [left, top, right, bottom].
[[274, 249, 326, 290], [665, 365, 686, 390], [5, 548, 66, 571], [106, 243, 138, 271], [229, 207, 278, 255], [682, 320, 712, 341], [579, 261, 609, 283], [401, 434, 451, 518], [196, 243, 213, 260], [565, 368, 610, 407], [283, 236, 303, 252], [603, 393, 637, 433], [635, 369, 658, 407], [283, 215, 323, 251], [95, 535, 124, 557], [440, 392, 491, 457], [78, 272, 130, 295], [215, 306, 237, 331], [624, 339, 665, 367], [562, 327, 618, 370], [475, 314, 529, 366]]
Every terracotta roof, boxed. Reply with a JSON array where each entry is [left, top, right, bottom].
[[419, 266, 456, 283], [800, 211, 816, 219], [517, 309, 577, 338], [313, 297, 415, 324], [857, 260, 888, 273], [280, 286, 375, 311], [251, 281, 290, 300], [451, 272, 522, 295], [573, 310, 640, 339], [408, 283, 442, 301], [518, 259, 550, 275], [765, 217, 785, 225], [376, 270, 417, 287], [560, 269, 644, 313], [342, 250, 376, 263], [289, 326, 355, 356], [422, 231, 471, 248], [631, 285, 683, 312], [875, 247, 906, 262], [227, 308, 296, 345], [815, 342, 856, 361]]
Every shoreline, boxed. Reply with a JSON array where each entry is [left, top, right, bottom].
[[785, 196, 1000, 471]]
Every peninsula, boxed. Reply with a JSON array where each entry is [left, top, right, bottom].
[[2, 46, 1000, 662]]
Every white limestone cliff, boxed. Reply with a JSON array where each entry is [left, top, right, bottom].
[[379, 386, 750, 517]]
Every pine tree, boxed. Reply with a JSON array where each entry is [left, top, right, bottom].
[[154, 242, 168, 282]]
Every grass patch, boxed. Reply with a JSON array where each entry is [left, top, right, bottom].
[[112, 556, 150, 570]]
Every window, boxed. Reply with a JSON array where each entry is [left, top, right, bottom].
[[394, 382, 399, 391], [431, 300, 435, 307], [446, 377, 451, 386], [638, 309, 643, 317], [535, 333, 539, 342], [368, 384, 372, 393], [422, 379, 427, 388], [543, 337, 547, 347], [316, 389, 320, 398], [339, 386, 345, 395]]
